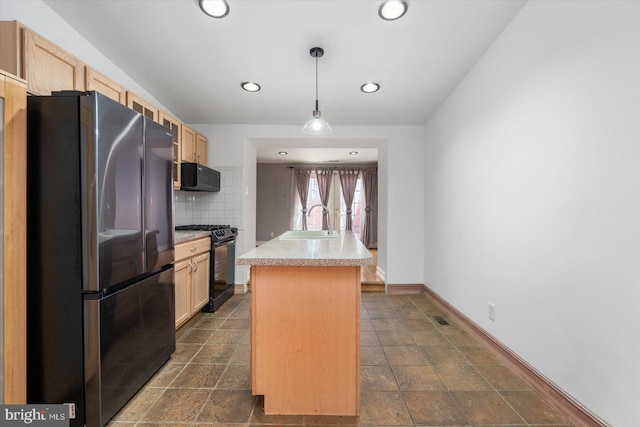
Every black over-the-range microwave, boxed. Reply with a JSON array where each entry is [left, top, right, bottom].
[[180, 162, 221, 192]]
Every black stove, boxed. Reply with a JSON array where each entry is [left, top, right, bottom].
[[175, 224, 238, 242]]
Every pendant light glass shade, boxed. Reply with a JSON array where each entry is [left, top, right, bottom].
[[303, 47, 331, 135], [303, 111, 331, 135]]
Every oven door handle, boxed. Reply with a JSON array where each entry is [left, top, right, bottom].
[[214, 239, 235, 247]]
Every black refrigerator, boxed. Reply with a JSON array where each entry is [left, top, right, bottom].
[[26, 91, 176, 427]]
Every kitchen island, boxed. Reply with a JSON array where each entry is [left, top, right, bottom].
[[237, 231, 372, 416]]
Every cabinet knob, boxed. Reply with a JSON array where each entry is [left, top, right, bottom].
[[193, 259, 199, 272]]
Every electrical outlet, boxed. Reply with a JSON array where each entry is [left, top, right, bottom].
[[270, 231, 275, 238], [488, 302, 496, 321]]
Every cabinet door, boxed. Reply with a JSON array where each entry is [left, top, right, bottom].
[[195, 133, 208, 166], [86, 67, 124, 104], [191, 252, 210, 314], [0, 21, 21, 77], [181, 126, 196, 163], [159, 111, 182, 189], [23, 28, 84, 95], [2, 71, 28, 403], [174, 260, 192, 328], [126, 91, 158, 122]]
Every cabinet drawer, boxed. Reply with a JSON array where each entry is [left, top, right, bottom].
[[175, 237, 211, 261]]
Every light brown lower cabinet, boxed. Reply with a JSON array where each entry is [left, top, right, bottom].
[[175, 238, 211, 329], [251, 265, 361, 416]]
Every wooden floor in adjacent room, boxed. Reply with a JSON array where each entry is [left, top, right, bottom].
[[362, 249, 385, 292]]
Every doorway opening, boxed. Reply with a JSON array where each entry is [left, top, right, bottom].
[[252, 140, 385, 290]]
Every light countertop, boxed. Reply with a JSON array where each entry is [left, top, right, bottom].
[[237, 231, 373, 267], [175, 230, 211, 245]]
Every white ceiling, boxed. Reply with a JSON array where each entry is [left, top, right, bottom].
[[42, 0, 526, 129]]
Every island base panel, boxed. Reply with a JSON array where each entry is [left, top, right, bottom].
[[251, 265, 361, 415]]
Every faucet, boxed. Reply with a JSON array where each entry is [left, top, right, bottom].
[[308, 204, 333, 235]]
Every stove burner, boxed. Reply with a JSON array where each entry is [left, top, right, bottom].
[[176, 224, 231, 231]]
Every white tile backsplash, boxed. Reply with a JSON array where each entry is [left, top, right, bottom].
[[175, 166, 243, 228]]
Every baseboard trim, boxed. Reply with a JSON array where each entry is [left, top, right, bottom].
[[386, 283, 423, 294], [389, 283, 607, 427]]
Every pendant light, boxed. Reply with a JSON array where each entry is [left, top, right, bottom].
[[303, 47, 331, 135]]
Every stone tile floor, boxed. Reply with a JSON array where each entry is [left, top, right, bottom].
[[109, 292, 573, 426]]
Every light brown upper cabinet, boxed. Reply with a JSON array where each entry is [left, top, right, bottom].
[[0, 21, 22, 77], [181, 125, 196, 163], [196, 133, 208, 166], [24, 27, 85, 95], [126, 91, 158, 122], [159, 111, 182, 189], [0, 21, 84, 95], [85, 67, 125, 104], [181, 125, 208, 166]]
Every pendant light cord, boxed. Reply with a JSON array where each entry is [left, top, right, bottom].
[[315, 56, 319, 112]]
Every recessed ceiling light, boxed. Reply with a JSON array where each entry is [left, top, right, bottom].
[[360, 83, 380, 93], [199, 0, 230, 18], [241, 82, 261, 92], [349, 151, 358, 155], [278, 151, 288, 156], [378, 0, 408, 21]]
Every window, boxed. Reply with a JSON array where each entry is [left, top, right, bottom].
[[306, 175, 324, 230], [295, 171, 364, 239]]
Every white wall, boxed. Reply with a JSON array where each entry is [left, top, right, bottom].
[[423, 1, 640, 425], [194, 124, 425, 286], [174, 166, 244, 227], [0, 0, 169, 111]]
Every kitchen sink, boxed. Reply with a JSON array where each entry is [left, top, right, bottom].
[[278, 230, 338, 240]]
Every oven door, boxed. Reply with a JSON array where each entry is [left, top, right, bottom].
[[213, 239, 235, 297], [203, 238, 235, 312]]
